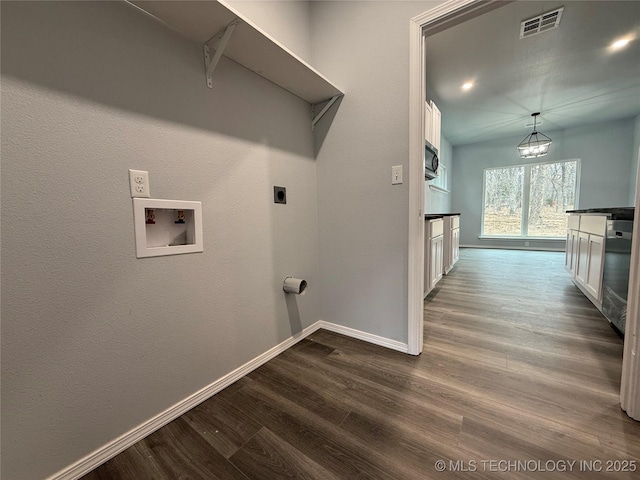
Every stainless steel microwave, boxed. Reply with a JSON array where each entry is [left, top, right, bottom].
[[425, 140, 439, 180]]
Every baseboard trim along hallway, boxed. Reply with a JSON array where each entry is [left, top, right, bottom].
[[49, 320, 407, 480], [316, 320, 409, 353], [460, 244, 565, 252]]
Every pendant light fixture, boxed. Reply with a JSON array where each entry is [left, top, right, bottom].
[[517, 112, 552, 158]]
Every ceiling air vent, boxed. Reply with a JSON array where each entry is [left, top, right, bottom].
[[520, 7, 564, 39]]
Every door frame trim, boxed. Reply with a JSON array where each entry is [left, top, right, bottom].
[[621, 147, 640, 420], [407, 0, 485, 355]]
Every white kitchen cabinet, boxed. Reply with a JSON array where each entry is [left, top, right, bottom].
[[575, 231, 590, 286], [424, 101, 432, 144], [584, 234, 605, 300], [565, 228, 579, 274], [575, 231, 605, 302], [424, 100, 441, 151], [567, 214, 606, 306], [443, 215, 460, 274], [565, 214, 580, 275], [424, 218, 444, 296], [431, 234, 444, 287], [431, 102, 441, 152], [452, 226, 460, 264]]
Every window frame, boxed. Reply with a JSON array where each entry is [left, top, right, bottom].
[[429, 164, 448, 193], [480, 158, 581, 240]]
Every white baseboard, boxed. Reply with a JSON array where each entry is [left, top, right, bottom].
[[49, 321, 323, 480], [49, 320, 406, 480], [460, 244, 565, 252], [316, 320, 409, 353]]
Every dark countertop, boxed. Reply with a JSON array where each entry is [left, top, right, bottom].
[[566, 207, 634, 221], [424, 213, 461, 219]]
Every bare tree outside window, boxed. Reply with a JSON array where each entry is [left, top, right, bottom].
[[483, 160, 578, 237], [483, 167, 524, 236]]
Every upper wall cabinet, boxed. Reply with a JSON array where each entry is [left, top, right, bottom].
[[431, 102, 441, 152], [424, 100, 441, 152], [424, 101, 433, 146], [128, 0, 343, 105]]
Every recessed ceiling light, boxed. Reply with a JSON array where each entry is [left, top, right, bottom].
[[462, 82, 474, 91], [611, 38, 630, 50]]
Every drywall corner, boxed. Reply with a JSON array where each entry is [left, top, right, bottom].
[[224, 0, 313, 63]]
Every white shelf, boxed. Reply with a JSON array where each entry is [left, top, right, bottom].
[[129, 0, 343, 105]]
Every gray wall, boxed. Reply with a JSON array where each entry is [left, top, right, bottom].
[[226, 0, 313, 63], [425, 135, 453, 213], [451, 117, 636, 249], [1, 2, 320, 478], [311, 0, 440, 343]]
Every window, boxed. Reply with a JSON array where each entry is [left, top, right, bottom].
[[482, 159, 579, 238], [429, 164, 448, 192]]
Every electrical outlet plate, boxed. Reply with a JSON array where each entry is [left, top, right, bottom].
[[129, 169, 150, 198]]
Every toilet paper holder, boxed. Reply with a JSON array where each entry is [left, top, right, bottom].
[[283, 277, 307, 295]]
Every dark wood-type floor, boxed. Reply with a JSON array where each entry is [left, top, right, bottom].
[[83, 249, 640, 479]]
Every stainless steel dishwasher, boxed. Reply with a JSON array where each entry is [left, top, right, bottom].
[[602, 220, 633, 336]]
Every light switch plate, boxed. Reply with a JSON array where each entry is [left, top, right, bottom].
[[392, 165, 403, 185]]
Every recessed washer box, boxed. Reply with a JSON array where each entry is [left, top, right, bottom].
[[133, 198, 203, 258]]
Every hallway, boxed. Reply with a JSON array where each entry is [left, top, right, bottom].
[[83, 249, 639, 479], [422, 248, 637, 474]]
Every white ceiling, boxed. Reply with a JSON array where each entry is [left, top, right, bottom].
[[425, 0, 640, 146]]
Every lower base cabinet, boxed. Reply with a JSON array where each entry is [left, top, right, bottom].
[[444, 215, 460, 274], [565, 228, 578, 273], [431, 234, 444, 288], [425, 218, 444, 296], [566, 214, 606, 307], [583, 233, 605, 300], [452, 227, 460, 265]]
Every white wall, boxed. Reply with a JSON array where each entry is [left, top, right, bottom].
[[1, 2, 320, 478], [451, 117, 636, 249], [425, 135, 453, 213], [310, 0, 442, 343], [225, 0, 313, 63]]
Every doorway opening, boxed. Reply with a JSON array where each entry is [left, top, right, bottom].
[[407, 0, 640, 420]]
